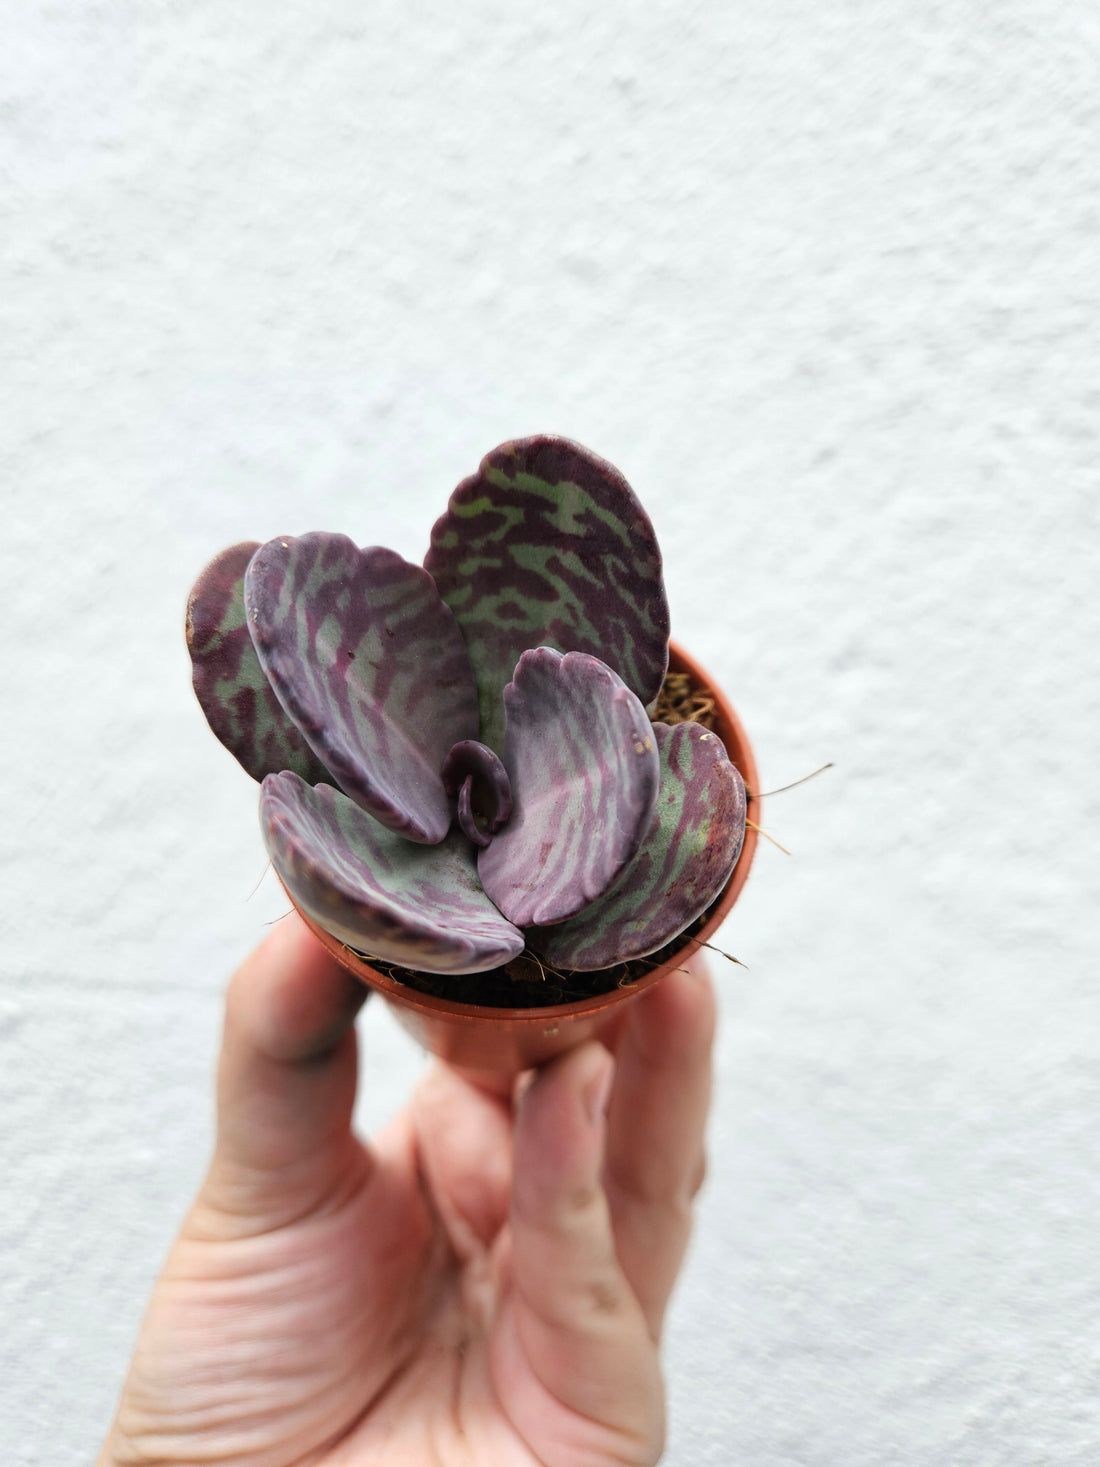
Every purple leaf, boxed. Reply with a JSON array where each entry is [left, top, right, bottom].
[[455, 778, 488, 848], [441, 740, 513, 847], [425, 436, 670, 751], [245, 535, 479, 844], [261, 773, 525, 975], [186, 542, 332, 786], [529, 721, 746, 971], [478, 649, 660, 928]]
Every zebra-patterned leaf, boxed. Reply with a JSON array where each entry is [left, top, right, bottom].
[[478, 649, 660, 928], [528, 721, 746, 971], [245, 534, 478, 844], [186, 542, 332, 786], [261, 773, 526, 975], [424, 436, 670, 752]]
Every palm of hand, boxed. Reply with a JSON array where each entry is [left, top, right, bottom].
[[100, 919, 713, 1467]]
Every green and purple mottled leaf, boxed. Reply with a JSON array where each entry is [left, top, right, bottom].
[[261, 772, 525, 975], [528, 721, 746, 971], [245, 534, 479, 845], [424, 436, 670, 752], [478, 649, 660, 928], [186, 542, 332, 786]]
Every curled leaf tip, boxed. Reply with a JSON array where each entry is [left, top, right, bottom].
[[456, 777, 490, 848], [441, 739, 513, 843]]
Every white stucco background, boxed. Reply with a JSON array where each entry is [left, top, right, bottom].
[[3, 3, 1098, 1462]]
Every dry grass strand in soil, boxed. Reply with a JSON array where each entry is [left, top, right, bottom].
[[651, 671, 717, 729], [349, 907, 731, 1010]]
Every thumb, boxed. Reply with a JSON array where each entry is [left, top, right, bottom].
[[500, 1041, 664, 1459], [200, 912, 368, 1229]]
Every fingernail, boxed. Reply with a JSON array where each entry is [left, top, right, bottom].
[[584, 1052, 615, 1126]]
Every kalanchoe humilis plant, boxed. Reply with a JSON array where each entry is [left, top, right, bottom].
[[186, 436, 747, 981]]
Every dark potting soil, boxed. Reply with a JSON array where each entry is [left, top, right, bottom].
[[349, 671, 726, 1009], [363, 908, 717, 1010]]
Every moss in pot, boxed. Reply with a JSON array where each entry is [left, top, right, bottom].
[[186, 436, 757, 1071]]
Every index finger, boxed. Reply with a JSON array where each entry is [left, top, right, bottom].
[[204, 912, 369, 1230]]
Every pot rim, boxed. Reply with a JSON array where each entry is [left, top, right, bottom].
[[292, 640, 759, 1025]]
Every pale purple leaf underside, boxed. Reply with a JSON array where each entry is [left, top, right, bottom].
[[246, 534, 478, 844], [261, 773, 525, 975], [478, 649, 660, 928]]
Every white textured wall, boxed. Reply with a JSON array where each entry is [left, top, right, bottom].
[[3, 3, 1098, 1462]]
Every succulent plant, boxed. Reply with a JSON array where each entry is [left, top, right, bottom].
[[186, 436, 747, 983]]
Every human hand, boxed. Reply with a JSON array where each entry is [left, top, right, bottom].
[[98, 912, 715, 1466]]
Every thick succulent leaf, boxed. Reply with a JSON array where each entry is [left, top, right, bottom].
[[186, 542, 332, 785], [478, 649, 660, 928], [424, 436, 670, 751], [261, 772, 525, 975], [455, 778, 488, 848], [245, 534, 479, 844], [528, 721, 746, 971], [441, 740, 513, 846]]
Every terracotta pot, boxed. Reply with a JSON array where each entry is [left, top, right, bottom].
[[292, 642, 759, 1074]]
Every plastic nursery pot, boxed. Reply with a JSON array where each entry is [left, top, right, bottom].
[[292, 642, 759, 1075]]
